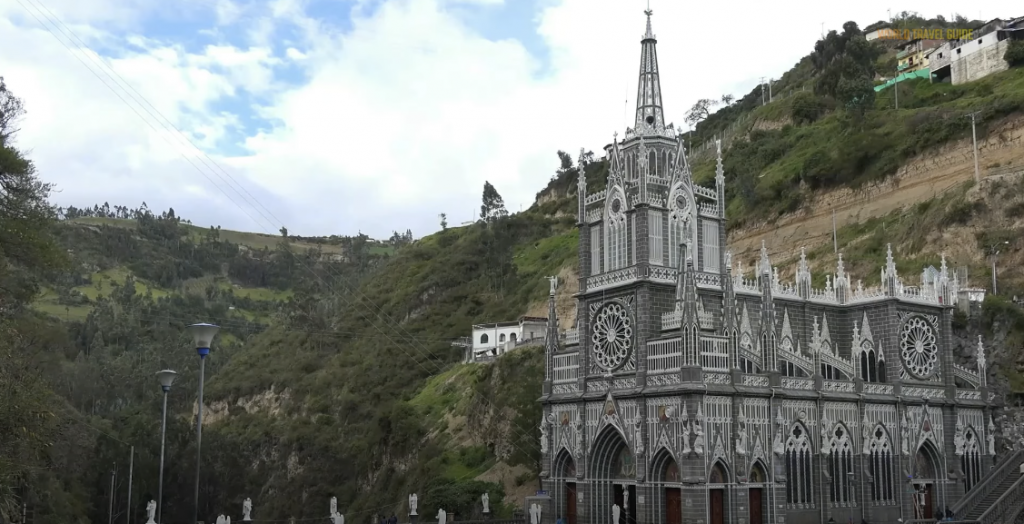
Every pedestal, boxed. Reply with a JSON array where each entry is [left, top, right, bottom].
[[483, 512, 491, 521], [409, 514, 418, 524]]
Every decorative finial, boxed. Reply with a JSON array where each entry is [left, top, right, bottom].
[[977, 335, 987, 373]]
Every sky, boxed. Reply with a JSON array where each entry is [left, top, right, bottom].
[[0, 0, 1017, 239]]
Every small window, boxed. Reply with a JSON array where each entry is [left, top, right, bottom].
[[978, 39, 983, 44], [480, 334, 489, 344], [499, 333, 506, 342], [510, 333, 517, 342]]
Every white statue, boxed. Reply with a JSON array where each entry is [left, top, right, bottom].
[[481, 492, 490, 513], [633, 419, 644, 456], [409, 493, 418, 516], [216, 515, 226, 524], [436, 509, 447, 524], [146, 501, 156, 524], [693, 418, 705, 456], [328, 497, 344, 524], [540, 421, 549, 454], [612, 503, 621, 524], [227, 517, 231, 524], [547, 275, 558, 295], [736, 415, 748, 456], [330, 497, 337, 517], [243, 498, 253, 521], [529, 503, 542, 524]]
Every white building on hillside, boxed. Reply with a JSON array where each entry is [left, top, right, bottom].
[[467, 316, 548, 362]]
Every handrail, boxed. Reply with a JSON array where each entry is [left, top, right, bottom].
[[977, 472, 1024, 523], [952, 449, 1024, 517]]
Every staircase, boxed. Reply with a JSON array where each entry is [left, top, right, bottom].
[[953, 450, 1024, 522]]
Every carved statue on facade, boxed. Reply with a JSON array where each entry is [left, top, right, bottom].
[[820, 415, 832, 456], [989, 416, 997, 456], [540, 420, 549, 454], [146, 501, 156, 524], [954, 417, 966, 456], [692, 416, 705, 456], [736, 414, 748, 455], [773, 409, 786, 456], [633, 418, 644, 456], [901, 412, 912, 456], [409, 494, 418, 516], [571, 417, 584, 458], [862, 413, 872, 455]]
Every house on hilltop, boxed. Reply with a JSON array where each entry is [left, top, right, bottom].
[[930, 16, 1024, 84], [459, 316, 549, 363]]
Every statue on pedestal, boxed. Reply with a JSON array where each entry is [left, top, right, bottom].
[[481, 493, 490, 514], [216, 515, 226, 524], [146, 501, 157, 524], [408, 494, 418, 516], [243, 498, 253, 521], [529, 504, 542, 524], [329, 496, 344, 524], [435, 509, 447, 524], [612, 504, 621, 524]]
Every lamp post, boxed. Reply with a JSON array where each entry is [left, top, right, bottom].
[[156, 370, 177, 524], [989, 241, 1009, 295], [187, 323, 220, 524]]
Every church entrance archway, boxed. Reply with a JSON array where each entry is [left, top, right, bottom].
[[748, 462, 767, 524], [553, 450, 578, 524], [590, 427, 637, 524], [650, 450, 681, 524], [913, 441, 942, 520], [708, 461, 729, 524]]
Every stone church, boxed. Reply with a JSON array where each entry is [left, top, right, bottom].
[[537, 10, 994, 524]]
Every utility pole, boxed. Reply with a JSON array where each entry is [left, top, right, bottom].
[[108, 465, 117, 524], [760, 77, 766, 105], [969, 111, 982, 184], [768, 78, 773, 102], [127, 447, 135, 524], [894, 67, 899, 110], [833, 210, 838, 254]]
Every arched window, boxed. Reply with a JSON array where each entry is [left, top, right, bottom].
[[480, 334, 489, 344], [650, 151, 658, 177], [859, 342, 886, 383], [785, 424, 814, 506], [827, 425, 855, 505], [604, 191, 629, 271], [510, 333, 517, 342], [962, 429, 983, 492], [499, 333, 506, 343], [866, 425, 895, 504]]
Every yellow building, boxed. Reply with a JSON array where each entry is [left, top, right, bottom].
[[897, 38, 944, 73]]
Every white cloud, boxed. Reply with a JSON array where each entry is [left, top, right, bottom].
[[1, 0, 1020, 238]]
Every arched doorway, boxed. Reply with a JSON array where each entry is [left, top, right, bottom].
[[553, 450, 578, 524], [748, 462, 768, 524], [709, 461, 729, 524], [913, 441, 942, 520], [590, 427, 637, 524], [650, 450, 681, 524]]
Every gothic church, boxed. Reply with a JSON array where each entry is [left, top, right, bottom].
[[538, 10, 994, 524]]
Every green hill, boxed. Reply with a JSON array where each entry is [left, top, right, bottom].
[[4, 19, 1024, 524]]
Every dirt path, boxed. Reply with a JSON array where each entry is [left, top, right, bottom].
[[727, 116, 1024, 263]]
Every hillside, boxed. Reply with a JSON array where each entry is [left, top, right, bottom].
[[5, 17, 1024, 524]]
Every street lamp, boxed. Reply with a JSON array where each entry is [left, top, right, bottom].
[[187, 323, 219, 524], [989, 241, 1009, 295], [156, 370, 177, 524]]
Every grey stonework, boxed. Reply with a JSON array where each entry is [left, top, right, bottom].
[[538, 9, 994, 524]]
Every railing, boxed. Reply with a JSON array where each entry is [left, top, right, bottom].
[[552, 352, 579, 384], [647, 338, 682, 373], [700, 336, 730, 372], [977, 473, 1024, 524], [952, 449, 1024, 518], [563, 329, 579, 345]]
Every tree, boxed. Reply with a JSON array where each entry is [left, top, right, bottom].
[[684, 98, 719, 126], [720, 94, 735, 106], [1005, 41, 1024, 67], [479, 181, 507, 222], [439, 213, 448, 230]]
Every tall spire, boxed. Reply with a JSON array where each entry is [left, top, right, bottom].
[[634, 8, 666, 133]]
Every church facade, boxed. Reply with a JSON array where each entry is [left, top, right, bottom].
[[537, 11, 995, 524]]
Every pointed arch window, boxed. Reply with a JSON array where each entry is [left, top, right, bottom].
[[859, 341, 887, 383], [785, 424, 814, 506], [605, 195, 629, 271], [827, 425, 855, 506], [962, 429, 983, 492], [867, 425, 895, 504]]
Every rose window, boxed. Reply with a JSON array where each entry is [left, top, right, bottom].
[[592, 302, 633, 371], [899, 316, 938, 379]]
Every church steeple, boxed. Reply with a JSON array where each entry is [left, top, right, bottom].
[[634, 8, 666, 133]]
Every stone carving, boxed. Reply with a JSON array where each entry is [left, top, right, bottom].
[[436, 509, 447, 524], [592, 302, 633, 371], [612, 504, 621, 524], [540, 420, 549, 454], [900, 315, 939, 379], [954, 417, 966, 456], [409, 494, 418, 516], [529, 503, 542, 524], [862, 412, 872, 455], [330, 497, 344, 524], [548, 276, 558, 295], [571, 417, 584, 459], [146, 501, 156, 524], [633, 418, 644, 456], [773, 409, 785, 456], [736, 413, 748, 455], [989, 416, 997, 456], [216, 516, 230, 524], [820, 415, 832, 456], [901, 411, 912, 456], [692, 405, 705, 456], [243, 498, 253, 521], [481, 493, 490, 514]]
